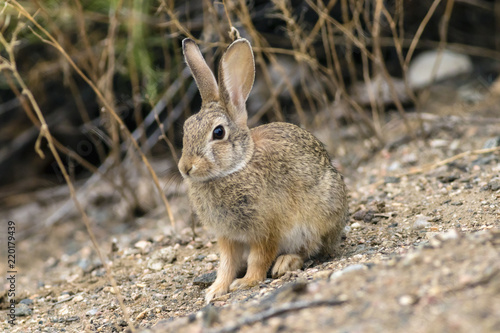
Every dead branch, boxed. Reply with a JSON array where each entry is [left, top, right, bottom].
[[207, 298, 347, 333]]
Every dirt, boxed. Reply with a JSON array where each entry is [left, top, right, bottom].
[[1, 92, 500, 332]]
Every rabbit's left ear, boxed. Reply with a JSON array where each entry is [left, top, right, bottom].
[[218, 39, 255, 127], [183, 38, 219, 104]]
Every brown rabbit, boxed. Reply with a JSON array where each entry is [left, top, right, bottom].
[[178, 38, 348, 303]]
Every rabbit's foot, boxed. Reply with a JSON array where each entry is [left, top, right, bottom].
[[271, 254, 303, 278], [205, 283, 229, 304], [229, 277, 261, 291]]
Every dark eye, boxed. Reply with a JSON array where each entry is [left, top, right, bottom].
[[212, 125, 225, 140]]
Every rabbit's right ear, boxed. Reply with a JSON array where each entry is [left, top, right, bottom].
[[218, 39, 255, 128], [182, 39, 219, 103]]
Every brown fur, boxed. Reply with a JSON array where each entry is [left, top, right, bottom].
[[178, 38, 349, 303]]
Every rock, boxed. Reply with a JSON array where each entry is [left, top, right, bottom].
[[331, 264, 368, 280], [353, 210, 368, 221], [65, 316, 80, 322], [384, 176, 401, 184], [205, 254, 219, 262], [402, 251, 423, 266], [472, 154, 497, 166], [313, 270, 332, 280], [437, 175, 459, 183], [111, 238, 119, 252], [86, 308, 99, 316], [488, 180, 500, 191], [136, 309, 149, 321], [402, 152, 418, 166], [408, 49, 473, 89], [14, 303, 32, 316], [73, 294, 84, 302], [152, 246, 176, 263], [201, 305, 219, 328], [413, 215, 430, 230], [480, 185, 490, 192], [398, 294, 418, 306], [436, 229, 459, 241], [147, 260, 164, 271], [363, 211, 375, 223], [430, 139, 449, 148], [134, 240, 152, 253], [19, 298, 33, 305], [483, 136, 500, 149], [57, 294, 72, 302], [353, 209, 378, 222], [427, 229, 459, 248], [142, 272, 164, 282], [193, 271, 217, 288], [388, 161, 402, 171]]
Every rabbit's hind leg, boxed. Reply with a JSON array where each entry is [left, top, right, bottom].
[[271, 254, 303, 278]]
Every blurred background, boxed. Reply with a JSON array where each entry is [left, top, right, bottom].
[[0, 0, 499, 232]]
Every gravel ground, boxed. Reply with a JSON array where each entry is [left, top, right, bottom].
[[1, 93, 499, 332]]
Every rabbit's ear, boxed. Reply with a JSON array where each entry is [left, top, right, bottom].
[[219, 39, 255, 127], [182, 39, 219, 103]]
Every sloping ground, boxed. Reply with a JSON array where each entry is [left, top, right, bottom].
[[154, 230, 500, 333], [1, 94, 499, 332]]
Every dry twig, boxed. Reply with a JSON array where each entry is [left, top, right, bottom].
[[207, 298, 347, 333]]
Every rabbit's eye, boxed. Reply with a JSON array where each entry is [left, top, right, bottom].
[[212, 125, 225, 140]]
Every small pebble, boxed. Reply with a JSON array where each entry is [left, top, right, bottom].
[[331, 264, 367, 280], [14, 303, 32, 316], [134, 240, 152, 252], [73, 295, 84, 302], [86, 308, 99, 317], [489, 180, 500, 191], [193, 271, 217, 288], [482, 136, 500, 149], [19, 299, 33, 305], [413, 215, 430, 230], [437, 175, 459, 183], [384, 176, 401, 184], [398, 294, 417, 306], [201, 305, 219, 328], [436, 229, 459, 241], [353, 210, 368, 221], [135, 309, 149, 321], [313, 270, 332, 280], [205, 254, 219, 262], [147, 247, 177, 270]]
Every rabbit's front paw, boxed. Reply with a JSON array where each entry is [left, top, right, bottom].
[[205, 283, 229, 304], [229, 277, 260, 291], [271, 254, 303, 278]]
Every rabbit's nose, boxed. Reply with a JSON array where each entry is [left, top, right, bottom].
[[178, 157, 193, 177]]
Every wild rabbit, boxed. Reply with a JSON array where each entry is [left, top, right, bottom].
[[178, 37, 348, 303]]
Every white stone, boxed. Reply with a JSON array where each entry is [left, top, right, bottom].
[[408, 50, 472, 89]]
